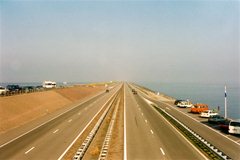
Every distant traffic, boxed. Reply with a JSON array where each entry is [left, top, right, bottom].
[[174, 99, 240, 135], [0, 80, 60, 96]]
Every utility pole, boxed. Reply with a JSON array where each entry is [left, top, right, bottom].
[[224, 85, 227, 118]]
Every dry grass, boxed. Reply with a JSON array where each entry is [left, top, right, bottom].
[[90, 146, 100, 156]]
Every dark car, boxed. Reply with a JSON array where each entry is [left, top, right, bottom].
[[219, 120, 231, 133], [132, 89, 137, 95], [22, 86, 34, 92], [208, 115, 225, 124], [6, 85, 23, 92], [174, 100, 184, 105]]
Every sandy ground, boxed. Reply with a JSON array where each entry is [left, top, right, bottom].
[[0, 85, 104, 133]]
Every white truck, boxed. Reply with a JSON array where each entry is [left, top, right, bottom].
[[42, 81, 56, 89]]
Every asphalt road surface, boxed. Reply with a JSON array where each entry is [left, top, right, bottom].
[[125, 84, 207, 160], [0, 85, 121, 160], [131, 83, 240, 160], [1, 82, 239, 160]]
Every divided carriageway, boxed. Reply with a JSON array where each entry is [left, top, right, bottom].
[[1, 82, 239, 160]]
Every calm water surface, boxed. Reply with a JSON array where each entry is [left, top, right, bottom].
[[139, 82, 240, 119]]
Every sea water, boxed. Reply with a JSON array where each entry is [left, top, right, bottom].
[[139, 82, 240, 119]]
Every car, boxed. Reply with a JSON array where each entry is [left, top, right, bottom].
[[190, 103, 209, 114], [200, 110, 219, 118], [208, 115, 225, 124], [106, 89, 109, 93], [229, 119, 240, 135], [176, 100, 193, 108], [219, 120, 230, 133], [22, 86, 34, 92], [6, 85, 23, 92], [0, 86, 8, 95], [132, 89, 137, 95], [174, 100, 184, 105]]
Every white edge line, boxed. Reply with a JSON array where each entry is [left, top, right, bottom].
[[57, 85, 121, 160], [161, 101, 240, 146], [142, 97, 208, 160], [160, 148, 165, 155], [135, 84, 240, 147], [124, 83, 127, 160], [25, 147, 35, 154], [0, 90, 106, 148]]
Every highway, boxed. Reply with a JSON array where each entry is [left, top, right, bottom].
[[1, 82, 239, 160], [0, 84, 121, 160], [125, 84, 207, 160], [131, 83, 240, 160]]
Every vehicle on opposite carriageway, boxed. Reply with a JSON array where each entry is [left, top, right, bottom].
[[42, 81, 56, 89], [176, 100, 193, 108], [229, 119, 240, 135], [190, 103, 208, 114], [0, 86, 8, 95], [208, 115, 225, 124], [6, 85, 23, 93], [200, 110, 219, 118]]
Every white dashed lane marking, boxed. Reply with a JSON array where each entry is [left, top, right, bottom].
[[53, 129, 59, 134], [145, 119, 148, 123], [25, 147, 35, 154], [150, 130, 154, 134], [68, 119, 72, 123], [160, 148, 165, 155]]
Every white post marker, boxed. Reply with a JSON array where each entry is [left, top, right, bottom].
[[224, 85, 227, 119]]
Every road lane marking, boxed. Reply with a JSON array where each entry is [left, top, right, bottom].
[[166, 107, 170, 110], [124, 84, 127, 160], [141, 97, 208, 160], [53, 129, 59, 134], [0, 88, 106, 149], [141, 113, 143, 116], [160, 148, 165, 155], [58, 85, 122, 160], [25, 147, 35, 154], [159, 101, 240, 146], [145, 119, 148, 123], [150, 130, 154, 134], [78, 112, 81, 115], [68, 119, 72, 123]]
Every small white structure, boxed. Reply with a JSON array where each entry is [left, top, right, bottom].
[[42, 81, 56, 89]]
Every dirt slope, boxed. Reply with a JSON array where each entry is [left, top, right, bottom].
[[0, 85, 104, 133]]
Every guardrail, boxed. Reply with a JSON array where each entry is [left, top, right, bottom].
[[153, 105, 232, 160], [73, 91, 119, 160], [98, 98, 120, 160]]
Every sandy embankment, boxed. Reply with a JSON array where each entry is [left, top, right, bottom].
[[0, 85, 104, 133]]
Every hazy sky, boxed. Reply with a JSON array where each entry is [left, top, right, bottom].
[[0, 1, 239, 84]]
